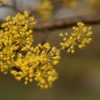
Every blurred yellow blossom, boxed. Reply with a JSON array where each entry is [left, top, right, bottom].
[[62, 0, 77, 7], [37, 0, 53, 20], [0, 0, 8, 5], [88, 0, 100, 10]]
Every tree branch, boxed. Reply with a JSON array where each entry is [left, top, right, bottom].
[[0, 15, 100, 31], [34, 15, 100, 31]]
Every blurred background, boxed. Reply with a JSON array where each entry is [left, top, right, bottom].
[[0, 0, 100, 100]]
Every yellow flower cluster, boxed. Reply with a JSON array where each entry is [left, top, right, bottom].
[[10, 43, 60, 89], [32, 43, 60, 89], [0, 11, 60, 89], [37, 0, 53, 20], [60, 22, 93, 53], [0, 11, 36, 74]]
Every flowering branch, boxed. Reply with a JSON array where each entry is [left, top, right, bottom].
[[0, 11, 93, 89]]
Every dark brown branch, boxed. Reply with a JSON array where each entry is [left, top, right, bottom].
[[34, 15, 100, 31]]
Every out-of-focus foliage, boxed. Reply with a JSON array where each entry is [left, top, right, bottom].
[[0, 0, 100, 21]]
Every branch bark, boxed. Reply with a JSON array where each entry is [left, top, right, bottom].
[[34, 15, 100, 31]]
